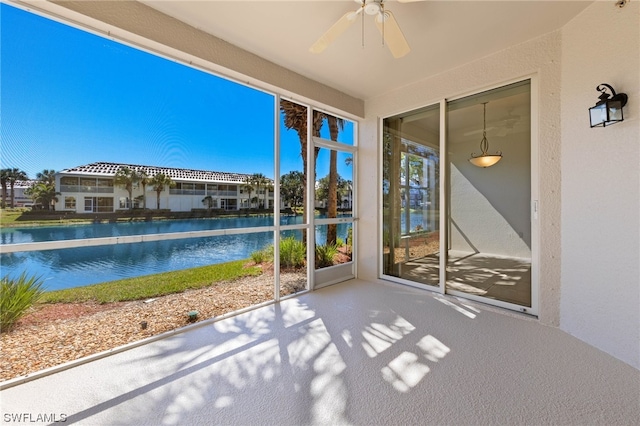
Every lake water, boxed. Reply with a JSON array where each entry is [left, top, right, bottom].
[[0, 216, 352, 291]]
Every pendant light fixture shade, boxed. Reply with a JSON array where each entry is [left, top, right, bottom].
[[469, 102, 502, 168]]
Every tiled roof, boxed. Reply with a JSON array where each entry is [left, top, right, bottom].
[[59, 162, 268, 184], [11, 180, 37, 188]]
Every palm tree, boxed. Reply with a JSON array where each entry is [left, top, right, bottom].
[[202, 195, 214, 211], [150, 173, 175, 210], [33, 169, 57, 210], [263, 180, 274, 210], [5, 168, 28, 208], [138, 170, 150, 209], [280, 100, 323, 219], [325, 115, 345, 245], [25, 182, 59, 211], [252, 173, 270, 209], [0, 169, 9, 208], [36, 169, 57, 185], [242, 177, 255, 209], [114, 166, 141, 210], [250, 195, 259, 209]]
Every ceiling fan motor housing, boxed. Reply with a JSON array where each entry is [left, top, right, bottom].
[[363, 0, 383, 16]]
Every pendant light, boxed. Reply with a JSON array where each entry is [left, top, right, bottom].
[[469, 102, 502, 168]]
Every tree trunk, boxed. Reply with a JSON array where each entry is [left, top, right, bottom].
[[1, 184, 7, 208], [326, 117, 339, 246], [327, 149, 338, 245], [10, 183, 15, 208], [280, 100, 322, 245], [141, 183, 147, 209]]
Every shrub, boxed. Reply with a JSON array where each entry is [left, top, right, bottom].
[[250, 245, 273, 264], [280, 237, 306, 269], [346, 227, 353, 255], [1, 272, 45, 332], [315, 243, 338, 268], [250, 238, 306, 269]]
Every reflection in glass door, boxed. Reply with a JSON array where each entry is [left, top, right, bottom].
[[382, 104, 441, 287], [446, 81, 532, 309], [380, 80, 535, 313]]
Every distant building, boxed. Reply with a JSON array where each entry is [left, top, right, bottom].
[[314, 180, 353, 210], [1, 180, 37, 208], [54, 162, 274, 213]]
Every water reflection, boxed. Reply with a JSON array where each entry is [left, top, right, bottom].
[[0, 216, 352, 291], [1, 216, 275, 245], [1, 232, 273, 291]]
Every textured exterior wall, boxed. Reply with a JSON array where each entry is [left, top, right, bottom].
[[361, 32, 562, 325], [560, 1, 640, 369]]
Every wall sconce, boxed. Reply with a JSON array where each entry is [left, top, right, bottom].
[[589, 83, 628, 127]]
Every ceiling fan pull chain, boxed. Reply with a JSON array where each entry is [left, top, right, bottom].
[[380, 4, 385, 47], [362, 5, 365, 48]]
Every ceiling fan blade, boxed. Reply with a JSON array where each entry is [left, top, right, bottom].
[[310, 11, 359, 54], [375, 10, 410, 58]]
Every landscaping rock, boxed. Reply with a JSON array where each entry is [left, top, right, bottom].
[[0, 272, 306, 382]]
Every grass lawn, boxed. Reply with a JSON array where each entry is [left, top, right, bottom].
[[40, 259, 262, 304], [0, 208, 287, 228], [0, 209, 22, 225], [0, 209, 92, 227], [1, 209, 34, 226]]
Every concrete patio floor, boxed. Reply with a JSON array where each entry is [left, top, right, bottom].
[[1, 279, 638, 425]]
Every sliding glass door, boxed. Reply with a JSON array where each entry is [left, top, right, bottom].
[[382, 104, 441, 288], [381, 80, 536, 314], [446, 81, 533, 311]]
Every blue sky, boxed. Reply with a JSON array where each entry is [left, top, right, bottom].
[[1, 3, 353, 181]]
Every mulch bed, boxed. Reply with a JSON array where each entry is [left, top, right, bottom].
[[1, 271, 306, 382]]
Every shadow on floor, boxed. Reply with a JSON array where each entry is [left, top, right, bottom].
[[394, 250, 531, 306]]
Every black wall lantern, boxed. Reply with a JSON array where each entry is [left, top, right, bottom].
[[589, 83, 628, 127]]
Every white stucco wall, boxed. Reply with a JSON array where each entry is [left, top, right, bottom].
[[560, 1, 640, 369], [362, 32, 562, 324]]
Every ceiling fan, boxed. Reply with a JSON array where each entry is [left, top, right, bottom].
[[309, 0, 424, 59]]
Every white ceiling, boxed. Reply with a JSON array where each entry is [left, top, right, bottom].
[[142, 0, 592, 100]]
